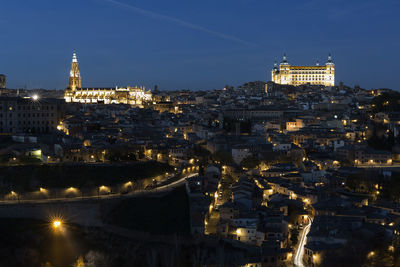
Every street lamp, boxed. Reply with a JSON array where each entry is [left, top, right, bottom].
[[65, 187, 80, 198], [50, 218, 65, 234], [53, 220, 61, 229], [39, 187, 49, 197], [123, 181, 133, 192], [98, 185, 110, 197], [287, 252, 293, 261], [9, 190, 19, 202], [367, 251, 375, 259]]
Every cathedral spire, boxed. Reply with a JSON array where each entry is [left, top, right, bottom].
[[68, 51, 81, 90], [72, 50, 78, 63]]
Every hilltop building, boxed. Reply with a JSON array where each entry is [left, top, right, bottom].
[[64, 52, 152, 105], [271, 54, 335, 87]]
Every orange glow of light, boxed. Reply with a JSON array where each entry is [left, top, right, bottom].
[[53, 220, 62, 228]]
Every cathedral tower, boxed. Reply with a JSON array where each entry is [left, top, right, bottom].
[[68, 51, 81, 90], [64, 51, 152, 104]]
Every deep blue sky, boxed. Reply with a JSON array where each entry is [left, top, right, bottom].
[[0, 0, 399, 90]]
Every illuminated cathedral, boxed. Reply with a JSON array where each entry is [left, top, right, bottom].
[[64, 52, 152, 105]]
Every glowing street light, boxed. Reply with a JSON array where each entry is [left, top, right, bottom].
[[123, 181, 133, 191], [287, 252, 293, 260], [32, 94, 39, 101], [98, 185, 110, 197], [65, 187, 79, 197], [312, 253, 321, 264], [39, 187, 48, 194], [53, 220, 61, 228], [50, 218, 64, 232], [367, 251, 375, 259], [9, 190, 19, 202]]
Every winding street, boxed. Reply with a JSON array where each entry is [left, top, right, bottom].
[[294, 215, 313, 267], [0, 173, 198, 205]]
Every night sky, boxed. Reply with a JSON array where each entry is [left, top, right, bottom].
[[0, 0, 399, 90]]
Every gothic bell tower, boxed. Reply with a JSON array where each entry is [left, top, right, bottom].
[[68, 51, 81, 90]]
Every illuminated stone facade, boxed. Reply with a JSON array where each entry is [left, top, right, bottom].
[[64, 52, 152, 105], [271, 54, 335, 86]]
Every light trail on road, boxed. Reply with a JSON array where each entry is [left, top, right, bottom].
[[294, 215, 312, 267]]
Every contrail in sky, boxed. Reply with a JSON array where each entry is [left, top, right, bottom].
[[104, 0, 256, 47]]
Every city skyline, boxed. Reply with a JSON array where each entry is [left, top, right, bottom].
[[2, 1, 400, 267], [0, 0, 399, 90]]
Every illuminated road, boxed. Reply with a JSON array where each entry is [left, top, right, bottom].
[[294, 215, 312, 267], [0, 173, 198, 205], [151, 173, 197, 191]]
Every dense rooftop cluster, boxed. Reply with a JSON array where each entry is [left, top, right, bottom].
[[1, 81, 400, 266]]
